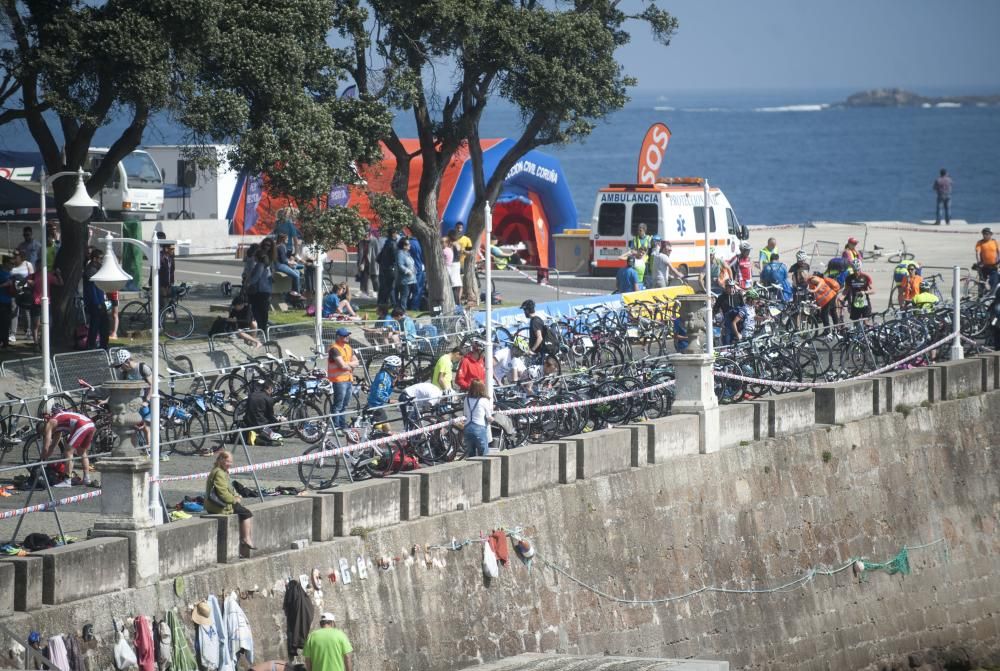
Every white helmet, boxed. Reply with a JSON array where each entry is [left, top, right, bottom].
[[112, 349, 131, 367], [739, 241, 752, 251], [796, 250, 809, 262], [383, 355, 402, 368]]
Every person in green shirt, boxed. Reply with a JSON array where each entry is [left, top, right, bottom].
[[757, 237, 777, 271], [303, 613, 353, 671], [433, 347, 461, 391], [205, 450, 255, 553]]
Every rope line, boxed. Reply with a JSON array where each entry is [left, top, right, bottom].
[[536, 538, 945, 605]]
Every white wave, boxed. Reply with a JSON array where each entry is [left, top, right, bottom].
[[935, 102, 961, 108], [754, 103, 829, 113], [653, 106, 675, 111], [922, 103, 933, 108], [679, 107, 727, 112]]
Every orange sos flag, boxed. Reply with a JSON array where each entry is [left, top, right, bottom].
[[637, 123, 671, 184]]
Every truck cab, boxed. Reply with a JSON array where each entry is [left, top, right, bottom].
[[589, 178, 748, 276], [85, 149, 164, 220]]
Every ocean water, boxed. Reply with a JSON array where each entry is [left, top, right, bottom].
[[471, 89, 1000, 226], [3, 88, 998, 226]]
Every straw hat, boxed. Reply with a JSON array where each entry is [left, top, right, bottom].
[[192, 601, 212, 626]]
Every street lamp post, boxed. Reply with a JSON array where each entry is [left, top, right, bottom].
[[39, 168, 100, 398], [89, 232, 174, 524]]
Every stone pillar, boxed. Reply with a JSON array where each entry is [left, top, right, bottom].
[[90, 380, 159, 587], [670, 294, 720, 454]]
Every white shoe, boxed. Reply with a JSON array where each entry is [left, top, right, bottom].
[[53, 480, 71, 488], [7, 335, 14, 343]]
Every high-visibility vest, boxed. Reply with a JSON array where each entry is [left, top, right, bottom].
[[809, 277, 839, 307], [327, 342, 353, 383]]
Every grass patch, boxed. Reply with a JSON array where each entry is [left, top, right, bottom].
[[349, 526, 374, 539], [821, 450, 832, 463]]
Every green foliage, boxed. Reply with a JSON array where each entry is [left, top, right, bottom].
[[821, 450, 832, 463], [367, 192, 412, 238], [336, 0, 677, 307], [299, 205, 368, 248], [0, 0, 390, 344]]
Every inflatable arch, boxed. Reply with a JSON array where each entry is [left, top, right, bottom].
[[230, 138, 578, 268]]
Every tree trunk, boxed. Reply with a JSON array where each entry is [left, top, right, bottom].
[[412, 220, 453, 314], [462, 205, 483, 305], [51, 202, 89, 350]]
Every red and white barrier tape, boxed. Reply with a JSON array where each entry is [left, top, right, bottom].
[[962, 334, 994, 351], [0, 489, 102, 521], [510, 267, 605, 297], [152, 417, 458, 484], [713, 333, 957, 389]]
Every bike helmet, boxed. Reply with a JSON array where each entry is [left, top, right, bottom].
[[744, 289, 760, 300], [383, 355, 402, 368], [850, 258, 862, 271], [739, 241, 752, 251], [111, 349, 131, 367], [512, 335, 529, 352], [796, 250, 809, 262], [471, 339, 486, 350]]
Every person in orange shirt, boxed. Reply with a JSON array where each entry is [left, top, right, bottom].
[[899, 264, 923, 305], [974, 227, 999, 295], [327, 327, 359, 430], [807, 273, 841, 330]]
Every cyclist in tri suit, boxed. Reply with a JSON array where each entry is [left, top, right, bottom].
[[40, 410, 98, 486]]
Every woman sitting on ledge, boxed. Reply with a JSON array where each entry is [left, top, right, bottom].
[[206, 450, 255, 554]]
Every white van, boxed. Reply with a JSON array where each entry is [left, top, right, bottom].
[[588, 178, 748, 276], [84, 148, 164, 219]]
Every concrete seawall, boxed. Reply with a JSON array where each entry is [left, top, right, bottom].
[[2, 384, 999, 669]]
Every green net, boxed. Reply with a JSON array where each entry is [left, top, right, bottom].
[[863, 548, 911, 576]]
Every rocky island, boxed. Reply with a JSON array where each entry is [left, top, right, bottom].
[[838, 87, 1000, 108]]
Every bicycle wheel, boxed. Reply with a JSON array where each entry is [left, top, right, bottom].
[[167, 412, 207, 456], [21, 433, 46, 465], [160, 304, 195, 340], [119, 301, 151, 332], [298, 444, 340, 490], [291, 399, 326, 444]]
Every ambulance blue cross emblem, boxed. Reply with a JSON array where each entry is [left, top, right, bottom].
[[676, 215, 686, 236]]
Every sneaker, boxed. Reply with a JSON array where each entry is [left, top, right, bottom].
[[53, 480, 72, 488], [7, 335, 14, 343], [71, 475, 84, 486]]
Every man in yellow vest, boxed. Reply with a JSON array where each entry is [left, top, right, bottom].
[[327, 327, 359, 430]]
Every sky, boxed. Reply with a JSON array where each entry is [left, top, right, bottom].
[[620, 0, 1000, 93]]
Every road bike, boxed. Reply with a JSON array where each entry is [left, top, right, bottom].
[[119, 283, 195, 339]]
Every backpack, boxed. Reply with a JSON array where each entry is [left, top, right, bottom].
[[13, 278, 32, 307], [22, 532, 55, 551]]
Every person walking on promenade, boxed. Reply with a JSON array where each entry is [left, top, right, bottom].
[[975, 227, 999, 295], [302, 612, 353, 671], [933, 168, 953, 225], [205, 450, 255, 554]]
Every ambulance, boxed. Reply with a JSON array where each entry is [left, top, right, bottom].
[[588, 178, 748, 276]]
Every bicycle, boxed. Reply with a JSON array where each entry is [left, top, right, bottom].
[[119, 283, 196, 339], [880, 237, 915, 264]]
